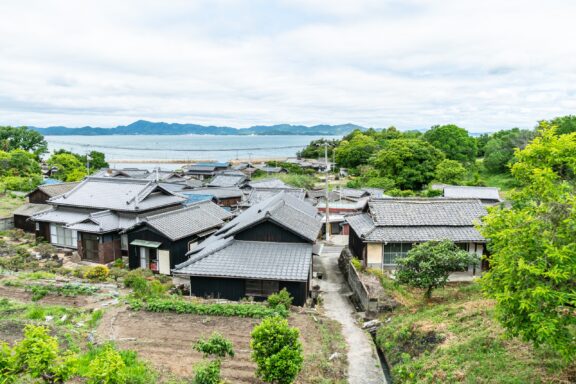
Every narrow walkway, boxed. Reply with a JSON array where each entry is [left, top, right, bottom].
[[316, 244, 386, 384]]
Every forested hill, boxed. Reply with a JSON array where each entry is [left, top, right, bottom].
[[30, 120, 364, 136]]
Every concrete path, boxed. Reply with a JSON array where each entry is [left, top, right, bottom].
[[316, 244, 386, 384]]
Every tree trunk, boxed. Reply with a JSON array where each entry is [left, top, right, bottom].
[[425, 286, 433, 299]]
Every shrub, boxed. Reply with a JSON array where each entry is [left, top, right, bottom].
[[7, 229, 25, 241], [250, 316, 304, 384], [13, 325, 77, 382], [193, 359, 221, 384], [350, 257, 363, 271], [84, 265, 109, 281], [0, 341, 16, 382], [193, 332, 235, 358], [109, 267, 128, 282], [86, 343, 126, 384], [267, 288, 293, 310], [35, 243, 57, 258], [123, 268, 154, 288]]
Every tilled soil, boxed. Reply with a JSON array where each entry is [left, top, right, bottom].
[[97, 307, 338, 383], [0, 285, 91, 307]]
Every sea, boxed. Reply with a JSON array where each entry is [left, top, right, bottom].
[[45, 134, 340, 170]]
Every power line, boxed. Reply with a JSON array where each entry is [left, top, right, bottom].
[[47, 140, 307, 152]]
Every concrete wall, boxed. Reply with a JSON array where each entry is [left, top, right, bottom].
[[367, 243, 382, 267]]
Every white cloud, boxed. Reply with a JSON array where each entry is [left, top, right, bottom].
[[0, 0, 574, 131]]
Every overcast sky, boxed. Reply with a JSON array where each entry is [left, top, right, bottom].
[[1, 0, 575, 132]]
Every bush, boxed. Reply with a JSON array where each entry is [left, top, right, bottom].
[[123, 268, 154, 288], [193, 332, 235, 358], [35, 243, 57, 258], [7, 229, 25, 241], [267, 288, 293, 310], [86, 343, 126, 384], [250, 316, 304, 384], [84, 265, 109, 281], [13, 325, 77, 382], [350, 257, 363, 271], [193, 359, 221, 384], [109, 267, 128, 282]]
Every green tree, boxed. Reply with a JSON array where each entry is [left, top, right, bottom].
[[395, 241, 475, 299], [424, 124, 477, 164], [0, 126, 48, 158], [370, 139, 445, 190], [335, 133, 379, 168], [480, 122, 576, 360], [548, 115, 576, 135], [193, 332, 235, 358], [434, 159, 466, 184], [47, 153, 87, 181], [251, 316, 304, 384], [483, 128, 535, 173], [297, 138, 339, 159]]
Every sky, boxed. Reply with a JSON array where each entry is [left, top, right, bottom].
[[0, 0, 575, 132]]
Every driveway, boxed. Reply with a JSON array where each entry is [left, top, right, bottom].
[[315, 244, 386, 384]]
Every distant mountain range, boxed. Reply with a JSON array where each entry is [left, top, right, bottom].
[[31, 120, 365, 136]]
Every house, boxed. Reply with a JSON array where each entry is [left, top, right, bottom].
[[245, 178, 289, 189], [208, 173, 247, 188], [184, 162, 230, 180], [172, 192, 322, 305], [27, 182, 80, 204], [13, 203, 52, 233], [239, 187, 306, 208], [31, 178, 186, 264], [255, 166, 288, 174], [347, 198, 487, 274], [179, 187, 244, 208], [442, 186, 502, 205], [124, 201, 233, 274]]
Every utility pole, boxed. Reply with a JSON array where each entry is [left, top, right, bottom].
[[324, 144, 330, 241], [248, 152, 253, 181], [86, 153, 91, 175]]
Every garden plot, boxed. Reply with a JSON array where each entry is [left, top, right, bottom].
[[97, 307, 347, 383]]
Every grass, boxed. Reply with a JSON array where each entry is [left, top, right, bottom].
[[0, 193, 25, 218], [375, 281, 574, 383]]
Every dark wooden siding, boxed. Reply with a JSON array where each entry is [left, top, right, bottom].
[[127, 226, 194, 271], [235, 221, 308, 243], [14, 215, 35, 233], [35, 222, 51, 243], [189, 276, 308, 306], [348, 226, 366, 262], [27, 190, 50, 204]]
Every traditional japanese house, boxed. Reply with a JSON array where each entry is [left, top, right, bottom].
[[347, 198, 487, 275], [172, 192, 322, 305], [31, 177, 185, 264], [26, 182, 79, 204], [124, 201, 233, 274]]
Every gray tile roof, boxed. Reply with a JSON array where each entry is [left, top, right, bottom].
[[12, 203, 52, 217], [141, 201, 233, 241], [48, 177, 185, 212], [247, 178, 288, 189], [242, 188, 306, 207], [181, 187, 243, 199], [443, 186, 501, 201], [208, 174, 247, 188], [370, 198, 487, 226], [173, 240, 311, 281], [347, 199, 487, 243], [31, 208, 93, 225], [66, 211, 138, 233], [33, 182, 80, 198], [216, 191, 320, 242]]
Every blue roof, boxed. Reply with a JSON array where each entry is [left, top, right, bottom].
[[41, 178, 63, 185], [182, 194, 214, 205]]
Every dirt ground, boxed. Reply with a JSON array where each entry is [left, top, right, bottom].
[[96, 306, 344, 383]]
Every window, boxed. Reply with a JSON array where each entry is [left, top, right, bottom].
[[49, 223, 77, 248], [246, 280, 279, 297], [188, 241, 198, 251], [120, 234, 128, 251], [383, 243, 412, 265], [456, 243, 469, 252]]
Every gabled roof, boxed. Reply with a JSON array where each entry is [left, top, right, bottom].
[[12, 203, 52, 217], [66, 210, 138, 233], [241, 188, 306, 207], [31, 208, 92, 225], [347, 198, 487, 243], [208, 174, 247, 188], [443, 186, 501, 201], [247, 178, 288, 189], [28, 182, 79, 198], [180, 187, 243, 200], [138, 201, 233, 241], [48, 177, 185, 212], [173, 240, 311, 281], [213, 191, 320, 242]]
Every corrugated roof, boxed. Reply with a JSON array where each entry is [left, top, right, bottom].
[[174, 240, 311, 281], [142, 201, 232, 241], [12, 203, 52, 217], [48, 177, 185, 212], [443, 186, 501, 201]]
